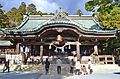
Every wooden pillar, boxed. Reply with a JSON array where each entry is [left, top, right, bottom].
[[76, 41, 80, 61], [94, 45, 98, 55], [94, 45, 99, 63], [16, 43, 20, 54], [40, 45, 43, 62]]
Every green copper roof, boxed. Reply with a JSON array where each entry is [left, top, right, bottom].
[[74, 20, 101, 30], [0, 29, 4, 35], [0, 40, 13, 46], [19, 20, 46, 31], [3, 10, 116, 35]]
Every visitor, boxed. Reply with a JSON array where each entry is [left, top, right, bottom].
[[22, 53, 27, 65], [3, 60, 10, 72], [88, 59, 93, 74], [81, 65, 88, 75], [70, 59, 75, 74], [56, 57, 62, 74], [44, 58, 50, 75], [91, 53, 98, 64], [27, 57, 32, 65], [90, 53, 95, 64], [75, 59, 81, 75]]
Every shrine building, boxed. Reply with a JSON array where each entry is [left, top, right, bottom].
[[0, 9, 118, 64]]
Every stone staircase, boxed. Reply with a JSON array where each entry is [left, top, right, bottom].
[[50, 57, 70, 64], [49, 64, 70, 74], [48, 57, 71, 74]]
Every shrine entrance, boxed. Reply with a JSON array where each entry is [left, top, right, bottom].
[[48, 41, 76, 57]]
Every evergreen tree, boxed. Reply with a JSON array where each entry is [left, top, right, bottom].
[[17, 2, 27, 24], [77, 9, 82, 16], [49, 13, 55, 15], [85, 0, 120, 28], [6, 7, 18, 27], [42, 12, 48, 15], [85, 0, 120, 58], [18, 2, 26, 15], [36, 11, 42, 15], [6, 2, 27, 27], [0, 4, 9, 28], [27, 3, 37, 15], [64, 12, 69, 16]]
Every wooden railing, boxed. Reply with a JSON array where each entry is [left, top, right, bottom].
[[98, 55, 115, 64], [80, 55, 115, 64]]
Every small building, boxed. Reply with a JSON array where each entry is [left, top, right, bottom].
[[0, 40, 13, 63], [0, 9, 118, 64]]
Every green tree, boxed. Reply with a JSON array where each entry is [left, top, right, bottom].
[[18, 2, 26, 15], [85, 0, 113, 12], [42, 12, 48, 15], [27, 3, 37, 15], [6, 7, 18, 27], [98, 5, 120, 28], [114, 0, 120, 2], [49, 13, 54, 15], [77, 9, 82, 16], [17, 2, 27, 24], [85, 0, 120, 58], [6, 2, 43, 27], [64, 12, 69, 16], [36, 11, 42, 15], [85, 0, 120, 28], [0, 4, 9, 28], [6, 2, 27, 27]]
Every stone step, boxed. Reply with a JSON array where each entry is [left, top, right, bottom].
[[49, 64, 70, 74], [50, 58, 70, 64]]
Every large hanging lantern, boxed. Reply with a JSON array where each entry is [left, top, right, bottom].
[[56, 35, 63, 42]]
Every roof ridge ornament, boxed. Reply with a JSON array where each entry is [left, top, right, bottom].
[[23, 12, 30, 22], [56, 7, 63, 13], [49, 8, 72, 21]]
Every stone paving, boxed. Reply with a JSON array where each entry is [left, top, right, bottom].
[[0, 72, 42, 79], [0, 71, 120, 79], [0, 64, 120, 79], [39, 72, 120, 79]]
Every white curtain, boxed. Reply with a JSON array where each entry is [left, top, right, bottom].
[[25, 46, 29, 52], [20, 46, 24, 53]]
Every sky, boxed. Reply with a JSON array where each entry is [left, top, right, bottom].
[[0, 0, 92, 15]]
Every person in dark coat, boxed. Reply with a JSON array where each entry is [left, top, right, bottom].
[[56, 57, 62, 74], [70, 59, 75, 74], [44, 58, 50, 75], [3, 60, 10, 72]]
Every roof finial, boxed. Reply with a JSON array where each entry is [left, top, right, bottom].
[[55, 7, 64, 14], [59, 7, 63, 13]]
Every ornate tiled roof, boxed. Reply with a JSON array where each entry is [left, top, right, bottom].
[[1, 9, 117, 36], [0, 29, 4, 35], [0, 40, 13, 46]]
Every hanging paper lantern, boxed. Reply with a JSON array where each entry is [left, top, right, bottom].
[[56, 35, 63, 42]]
